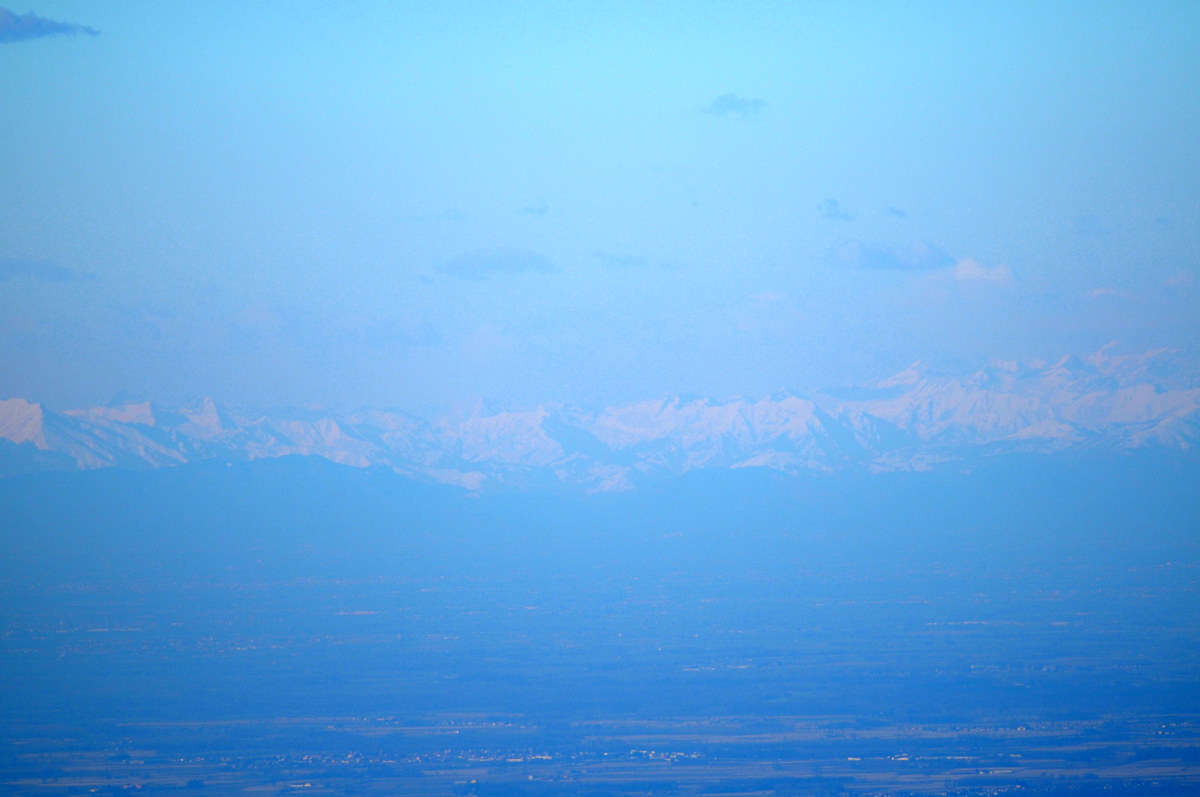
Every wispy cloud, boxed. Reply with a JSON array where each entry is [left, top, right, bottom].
[[1165, 270, 1194, 288], [833, 241, 953, 271], [437, 247, 556, 280], [1087, 286, 1130, 301], [817, 198, 852, 221], [953, 258, 1013, 285], [705, 93, 768, 119], [0, 7, 98, 43], [0, 258, 94, 282]]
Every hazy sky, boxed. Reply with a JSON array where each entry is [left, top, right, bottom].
[[2, 2, 1197, 411]]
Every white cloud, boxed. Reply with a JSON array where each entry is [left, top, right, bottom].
[[1165, 270, 1195, 288], [1087, 287, 1130, 301], [953, 258, 1012, 285]]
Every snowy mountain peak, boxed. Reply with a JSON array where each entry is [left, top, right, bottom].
[[0, 398, 44, 446], [69, 401, 158, 427], [1, 348, 1197, 489], [877, 361, 925, 387], [178, 397, 234, 438]]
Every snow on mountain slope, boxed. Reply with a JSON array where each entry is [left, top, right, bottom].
[[2, 349, 1197, 489], [0, 398, 43, 446], [818, 351, 1200, 451], [436, 407, 567, 467]]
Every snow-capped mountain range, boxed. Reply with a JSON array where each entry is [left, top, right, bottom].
[[3, 348, 1198, 491]]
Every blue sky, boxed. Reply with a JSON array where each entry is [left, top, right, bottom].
[[1, 2, 1197, 411]]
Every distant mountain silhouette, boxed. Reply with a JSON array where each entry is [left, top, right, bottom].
[[2, 348, 1197, 490]]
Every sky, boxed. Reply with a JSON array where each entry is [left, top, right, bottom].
[[1, 1, 1198, 412]]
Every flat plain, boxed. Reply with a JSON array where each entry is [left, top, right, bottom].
[[2, 458, 1198, 795]]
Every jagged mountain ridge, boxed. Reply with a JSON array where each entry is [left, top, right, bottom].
[[2, 348, 1198, 490]]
